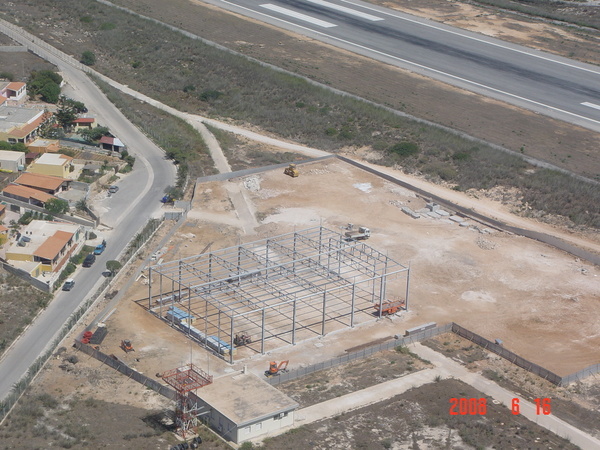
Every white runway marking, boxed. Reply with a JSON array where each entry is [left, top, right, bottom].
[[260, 4, 337, 28], [582, 102, 600, 111], [304, 0, 383, 21]]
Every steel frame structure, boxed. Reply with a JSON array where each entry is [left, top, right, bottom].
[[148, 226, 410, 363], [162, 363, 212, 438]]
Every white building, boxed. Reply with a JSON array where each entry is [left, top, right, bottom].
[[0, 149, 26, 172], [190, 371, 298, 444]]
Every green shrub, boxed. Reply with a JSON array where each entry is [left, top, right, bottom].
[[389, 141, 419, 158]]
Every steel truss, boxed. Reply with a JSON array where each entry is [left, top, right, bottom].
[[148, 227, 410, 362]]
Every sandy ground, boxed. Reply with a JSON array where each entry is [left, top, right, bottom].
[[96, 158, 599, 381]]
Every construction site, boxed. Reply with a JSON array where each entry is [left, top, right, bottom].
[[145, 226, 410, 362], [13, 156, 598, 448]]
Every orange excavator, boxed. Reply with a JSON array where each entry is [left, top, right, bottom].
[[374, 300, 406, 316], [120, 339, 134, 353], [265, 360, 289, 377]]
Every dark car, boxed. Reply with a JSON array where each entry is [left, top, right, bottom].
[[62, 279, 75, 291], [83, 254, 96, 267]]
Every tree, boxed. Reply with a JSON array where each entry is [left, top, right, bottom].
[[45, 198, 69, 215], [80, 51, 96, 66], [38, 82, 61, 103], [80, 126, 110, 143], [55, 96, 89, 130], [106, 260, 122, 277], [28, 70, 62, 103]]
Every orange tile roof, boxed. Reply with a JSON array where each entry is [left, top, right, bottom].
[[34, 230, 73, 260], [0, 204, 5, 213], [15, 173, 66, 191], [0, 225, 8, 233], [9, 112, 49, 139], [6, 82, 25, 91], [73, 118, 95, 123], [2, 184, 56, 203]]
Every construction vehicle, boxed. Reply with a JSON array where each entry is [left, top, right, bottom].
[[374, 299, 406, 316], [265, 360, 289, 377], [234, 333, 252, 346], [344, 226, 371, 241], [283, 164, 299, 177], [120, 339, 134, 353]]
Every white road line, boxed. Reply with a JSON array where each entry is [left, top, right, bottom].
[[217, 0, 600, 126], [261, 4, 337, 28], [338, 0, 600, 75], [304, 0, 383, 21], [582, 102, 600, 111]]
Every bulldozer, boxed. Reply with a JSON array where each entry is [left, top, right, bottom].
[[120, 339, 134, 353], [283, 164, 299, 178], [234, 333, 252, 346], [265, 360, 289, 377]]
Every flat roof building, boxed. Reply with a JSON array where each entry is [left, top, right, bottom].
[[28, 152, 74, 178], [189, 371, 298, 444], [0, 149, 25, 172]]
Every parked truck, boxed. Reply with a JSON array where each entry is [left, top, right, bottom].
[[344, 226, 371, 241]]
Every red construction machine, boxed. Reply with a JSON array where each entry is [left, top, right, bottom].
[[374, 299, 406, 316]]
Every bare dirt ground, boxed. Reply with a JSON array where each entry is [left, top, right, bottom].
[[5, 154, 599, 449], [112, 0, 600, 178], [424, 334, 600, 439], [91, 158, 599, 385], [261, 378, 578, 449]]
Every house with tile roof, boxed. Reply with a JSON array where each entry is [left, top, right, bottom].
[[2, 183, 57, 207], [0, 81, 27, 105], [5, 220, 84, 275], [14, 172, 70, 194], [0, 104, 51, 144], [72, 117, 98, 132]]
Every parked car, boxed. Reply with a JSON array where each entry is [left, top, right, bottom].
[[83, 254, 96, 267], [62, 279, 75, 291], [108, 185, 119, 194], [94, 239, 107, 255]]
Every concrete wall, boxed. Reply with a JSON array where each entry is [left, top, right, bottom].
[[236, 411, 295, 443], [29, 162, 69, 178], [0, 151, 25, 172]]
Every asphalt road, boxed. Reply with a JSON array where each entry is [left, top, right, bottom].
[[0, 21, 176, 402], [204, 0, 600, 132]]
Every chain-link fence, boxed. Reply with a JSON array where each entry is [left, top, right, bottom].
[[450, 323, 564, 385], [74, 341, 176, 400], [0, 217, 165, 423], [561, 363, 600, 386], [267, 323, 453, 386]]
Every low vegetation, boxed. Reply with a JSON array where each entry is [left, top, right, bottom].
[[4, 0, 596, 229], [471, 0, 600, 30], [0, 273, 51, 357], [94, 77, 216, 197]]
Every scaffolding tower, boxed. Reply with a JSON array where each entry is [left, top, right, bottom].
[[161, 363, 213, 438], [149, 226, 410, 362]]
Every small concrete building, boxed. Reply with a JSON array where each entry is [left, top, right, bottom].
[[190, 371, 298, 444], [27, 137, 60, 154], [0, 149, 25, 172], [28, 152, 73, 178], [99, 135, 124, 152]]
